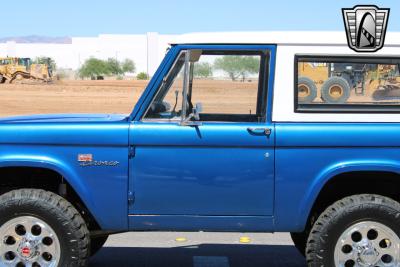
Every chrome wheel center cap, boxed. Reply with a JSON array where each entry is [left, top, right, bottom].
[[0, 216, 61, 266], [17, 239, 37, 260], [359, 246, 379, 265]]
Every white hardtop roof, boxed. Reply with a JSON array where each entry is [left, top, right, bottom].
[[172, 31, 400, 46]]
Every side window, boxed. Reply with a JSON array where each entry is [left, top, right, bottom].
[[191, 54, 260, 116], [296, 56, 400, 112], [144, 50, 267, 122]]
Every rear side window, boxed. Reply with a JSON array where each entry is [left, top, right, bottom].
[[295, 56, 400, 112]]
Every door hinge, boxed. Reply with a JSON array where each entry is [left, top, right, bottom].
[[129, 146, 135, 158], [128, 191, 135, 206]]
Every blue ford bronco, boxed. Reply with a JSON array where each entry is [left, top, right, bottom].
[[1, 32, 400, 267]]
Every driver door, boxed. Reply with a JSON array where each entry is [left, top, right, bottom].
[[129, 46, 275, 230]]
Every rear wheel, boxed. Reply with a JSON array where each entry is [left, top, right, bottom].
[[306, 194, 400, 267], [0, 189, 90, 266], [321, 76, 351, 103]]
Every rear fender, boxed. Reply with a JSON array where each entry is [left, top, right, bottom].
[[298, 159, 400, 228]]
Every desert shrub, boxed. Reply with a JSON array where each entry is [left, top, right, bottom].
[[136, 72, 149, 80]]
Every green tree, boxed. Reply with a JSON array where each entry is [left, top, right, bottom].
[[193, 62, 212, 78], [214, 56, 259, 81], [122, 59, 136, 74], [32, 56, 57, 72], [78, 58, 110, 79], [79, 57, 136, 79], [136, 72, 149, 80], [106, 58, 123, 76]]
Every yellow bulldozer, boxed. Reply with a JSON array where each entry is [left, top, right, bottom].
[[0, 57, 53, 84]]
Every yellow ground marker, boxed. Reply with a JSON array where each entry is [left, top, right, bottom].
[[175, 237, 187, 242], [239, 236, 251, 243]]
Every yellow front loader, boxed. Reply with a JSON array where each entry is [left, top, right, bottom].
[[298, 61, 400, 103], [0, 57, 52, 84]]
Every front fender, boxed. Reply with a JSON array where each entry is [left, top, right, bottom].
[[0, 154, 93, 209], [0, 146, 129, 230]]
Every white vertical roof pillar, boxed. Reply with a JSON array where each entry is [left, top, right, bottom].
[[146, 32, 159, 76]]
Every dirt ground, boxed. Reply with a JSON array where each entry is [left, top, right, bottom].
[[3, 78, 400, 118], [0, 80, 258, 117], [0, 80, 146, 117]]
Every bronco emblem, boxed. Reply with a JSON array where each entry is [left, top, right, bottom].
[[78, 154, 119, 167]]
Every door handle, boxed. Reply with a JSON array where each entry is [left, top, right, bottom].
[[247, 127, 272, 136]]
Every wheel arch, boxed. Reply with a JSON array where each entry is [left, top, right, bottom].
[[0, 156, 102, 231], [298, 160, 400, 230]]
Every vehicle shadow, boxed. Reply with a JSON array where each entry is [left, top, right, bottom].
[[90, 244, 306, 267]]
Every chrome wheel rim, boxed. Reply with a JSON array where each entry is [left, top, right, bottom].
[[0, 216, 61, 267], [334, 221, 400, 267]]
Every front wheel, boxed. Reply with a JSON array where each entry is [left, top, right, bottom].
[[298, 76, 317, 103], [306, 194, 400, 267], [0, 189, 90, 266]]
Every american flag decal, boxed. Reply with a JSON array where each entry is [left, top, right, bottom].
[[342, 5, 390, 52], [78, 154, 93, 162]]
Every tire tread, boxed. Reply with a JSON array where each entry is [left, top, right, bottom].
[[0, 189, 90, 267], [306, 194, 400, 266]]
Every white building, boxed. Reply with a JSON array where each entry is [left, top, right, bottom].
[[0, 32, 179, 75]]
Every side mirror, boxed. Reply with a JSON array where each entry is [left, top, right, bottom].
[[180, 102, 202, 126]]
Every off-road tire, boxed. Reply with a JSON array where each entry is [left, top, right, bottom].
[[321, 76, 351, 103], [90, 235, 108, 256], [306, 194, 400, 267], [298, 76, 317, 103], [0, 189, 90, 266]]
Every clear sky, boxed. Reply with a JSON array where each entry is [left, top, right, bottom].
[[2, 0, 399, 37]]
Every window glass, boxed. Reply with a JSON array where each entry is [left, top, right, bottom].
[[296, 57, 400, 111], [144, 50, 265, 122], [191, 54, 260, 115], [144, 52, 186, 120]]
